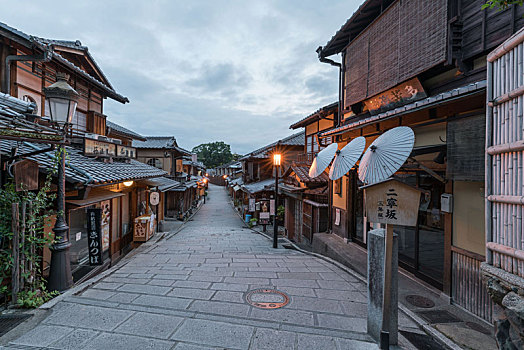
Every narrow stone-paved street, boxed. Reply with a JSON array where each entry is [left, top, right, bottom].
[[4, 185, 419, 349]]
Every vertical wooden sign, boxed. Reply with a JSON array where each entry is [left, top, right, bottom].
[[87, 208, 103, 266]]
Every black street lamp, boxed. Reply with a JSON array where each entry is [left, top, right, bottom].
[[45, 73, 79, 292], [273, 152, 281, 249]]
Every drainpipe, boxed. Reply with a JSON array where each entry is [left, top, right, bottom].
[[316, 46, 343, 127], [3, 49, 53, 94], [317, 46, 343, 234]]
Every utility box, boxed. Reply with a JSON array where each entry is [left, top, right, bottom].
[[441, 193, 453, 213]]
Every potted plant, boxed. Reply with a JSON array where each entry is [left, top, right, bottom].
[[248, 217, 257, 228]]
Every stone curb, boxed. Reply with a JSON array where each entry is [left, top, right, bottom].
[[40, 199, 207, 310]]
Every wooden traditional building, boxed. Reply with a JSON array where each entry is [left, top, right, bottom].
[[133, 136, 203, 220], [280, 103, 337, 243], [0, 21, 168, 284], [238, 132, 304, 221], [316, 0, 524, 322]]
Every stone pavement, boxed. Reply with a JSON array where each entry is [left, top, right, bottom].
[[2, 184, 424, 350]]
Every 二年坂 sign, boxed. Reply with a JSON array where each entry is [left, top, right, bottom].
[[364, 179, 421, 227]]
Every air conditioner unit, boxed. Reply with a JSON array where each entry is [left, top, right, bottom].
[[84, 133, 101, 140], [110, 138, 122, 145]]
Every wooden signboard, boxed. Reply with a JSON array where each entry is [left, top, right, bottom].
[[176, 159, 183, 173], [116, 145, 136, 158], [363, 77, 426, 116], [364, 179, 421, 227], [87, 208, 103, 265], [13, 159, 39, 191], [84, 138, 116, 157]]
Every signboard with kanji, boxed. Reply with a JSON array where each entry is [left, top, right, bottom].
[[364, 179, 421, 227], [116, 145, 137, 158], [87, 208, 103, 265], [84, 138, 116, 157]]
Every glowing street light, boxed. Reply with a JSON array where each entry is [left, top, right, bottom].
[[273, 149, 282, 249]]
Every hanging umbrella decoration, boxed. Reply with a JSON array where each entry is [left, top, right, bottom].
[[358, 126, 415, 185], [308, 143, 338, 178], [329, 136, 366, 180]]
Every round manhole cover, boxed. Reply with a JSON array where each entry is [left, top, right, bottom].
[[405, 295, 435, 308], [244, 289, 290, 309]]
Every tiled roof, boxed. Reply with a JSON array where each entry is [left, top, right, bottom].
[[320, 0, 381, 57], [183, 160, 205, 169], [286, 163, 328, 185], [241, 178, 282, 194], [290, 102, 338, 129], [0, 93, 62, 143], [320, 80, 487, 137], [141, 177, 180, 192], [106, 120, 145, 141], [133, 136, 177, 149], [0, 140, 166, 185], [0, 21, 128, 104], [240, 131, 305, 161]]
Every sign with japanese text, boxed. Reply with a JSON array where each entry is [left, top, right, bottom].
[[84, 138, 116, 157], [364, 179, 422, 227], [249, 198, 256, 212], [87, 208, 103, 266], [362, 77, 426, 116], [116, 145, 136, 158]]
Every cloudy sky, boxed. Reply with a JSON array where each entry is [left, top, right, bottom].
[[1, 0, 359, 154]]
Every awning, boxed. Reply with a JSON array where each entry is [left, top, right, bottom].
[[67, 189, 124, 206], [320, 80, 486, 137], [141, 177, 180, 192]]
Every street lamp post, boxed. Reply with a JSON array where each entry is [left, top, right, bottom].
[[273, 153, 281, 249], [45, 73, 79, 293]]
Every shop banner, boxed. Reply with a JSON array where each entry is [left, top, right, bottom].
[[270, 200, 275, 215], [249, 198, 255, 212], [87, 208, 103, 265]]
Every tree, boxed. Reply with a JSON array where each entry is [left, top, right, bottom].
[[482, 0, 523, 11], [192, 141, 233, 168]]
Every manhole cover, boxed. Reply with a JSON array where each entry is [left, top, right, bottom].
[[417, 310, 461, 324], [0, 314, 31, 336], [244, 289, 290, 309], [405, 295, 435, 308]]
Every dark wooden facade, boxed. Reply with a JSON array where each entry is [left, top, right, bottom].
[[317, 0, 524, 322]]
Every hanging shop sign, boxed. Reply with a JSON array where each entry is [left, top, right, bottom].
[[176, 159, 183, 173], [363, 77, 426, 116], [364, 179, 422, 226], [150, 191, 160, 206], [84, 138, 116, 157], [116, 145, 137, 158], [87, 208, 103, 265], [249, 198, 256, 212], [270, 199, 275, 215], [100, 200, 111, 251]]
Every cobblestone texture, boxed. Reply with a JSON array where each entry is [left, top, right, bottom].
[[5, 184, 420, 349]]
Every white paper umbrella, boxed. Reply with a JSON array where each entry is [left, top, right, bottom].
[[309, 143, 338, 178], [329, 137, 366, 180], [358, 126, 415, 184]]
